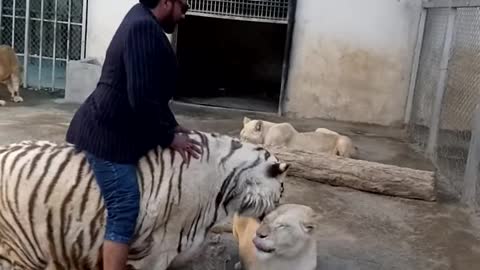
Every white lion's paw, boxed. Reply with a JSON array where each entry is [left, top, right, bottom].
[[0, 100, 5, 106], [234, 262, 242, 270], [12, 96, 23, 103]]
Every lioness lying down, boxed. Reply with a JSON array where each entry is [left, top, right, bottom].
[[216, 204, 318, 270], [0, 45, 23, 106], [240, 117, 357, 158]]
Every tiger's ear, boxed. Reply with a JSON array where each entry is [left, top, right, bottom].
[[243, 117, 252, 126], [268, 163, 290, 177], [255, 120, 263, 131]]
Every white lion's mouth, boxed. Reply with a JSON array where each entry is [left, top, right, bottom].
[[253, 238, 275, 253]]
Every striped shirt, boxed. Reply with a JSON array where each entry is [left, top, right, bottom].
[[66, 3, 179, 164]]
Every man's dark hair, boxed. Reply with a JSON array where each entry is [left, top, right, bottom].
[[140, 0, 162, 8]]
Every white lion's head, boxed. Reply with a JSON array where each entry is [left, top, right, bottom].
[[239, 117, 268, 145], [252, 204, 318, 259]]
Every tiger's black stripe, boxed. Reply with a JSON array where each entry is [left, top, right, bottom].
[[154, 149, 165, 199], [27, 148, 63, 260], [26, 145, 49, 180], [177, 227, 185, 253], [59, 157, 87, 269], [9, 145, 35, 175], [14, 160, 29, 211], [220, 140, 243, 167], [44, 149, 75, 203], [177, 161, 185, 204], [79, 174, 94, 219], [206, 169, 237, 232]]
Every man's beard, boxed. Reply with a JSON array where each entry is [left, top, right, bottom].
[[161, 12, 177, 34]]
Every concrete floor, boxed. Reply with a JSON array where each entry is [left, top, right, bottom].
[[1, 90, 480, 270]]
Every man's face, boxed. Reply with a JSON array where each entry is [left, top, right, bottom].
[[162, 0, 189, 33]]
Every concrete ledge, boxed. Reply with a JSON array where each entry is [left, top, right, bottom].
[[64, 57, 102, 104]]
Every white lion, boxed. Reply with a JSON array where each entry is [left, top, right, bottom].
[[213, 204, 319, 270], [240, 117, 358, 158]]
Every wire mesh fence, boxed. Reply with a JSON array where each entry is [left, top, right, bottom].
[[0, 0, 86, 92], [409, 5, 480, 199], [408, 8, 450, 151], [188, 0, 289, 23], [435, 7, 480, 196]]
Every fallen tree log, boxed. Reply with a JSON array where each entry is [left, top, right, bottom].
[[269, 147, 436, 202]]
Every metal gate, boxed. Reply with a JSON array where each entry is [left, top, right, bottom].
[[188, 0, 289, 24], [0, 0, 87, 91]]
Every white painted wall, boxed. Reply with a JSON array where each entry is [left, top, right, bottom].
[[86, 0, 172, 63], [285, 0, 423, 126]]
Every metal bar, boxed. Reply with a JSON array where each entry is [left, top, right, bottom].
[[278, 0, 296, 116], [0, 0, 3, 42], [404, 8, 427, 124], [426, 8, 457, 157], [423, 0, 480, 8], [462, 105, 480, 210], [22, 0, 30, 88], [1, 14, 83, 25], [66, 0, 72, 61], [51, 0, 58, 90], [16, 53, 67, 61], [38, 0, 44, 89], [81, 0, 88, 58], [187, 11, 288, 24], [11, 0, 16, 47]]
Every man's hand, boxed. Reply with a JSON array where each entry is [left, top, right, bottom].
[[170, 133, 203, 163]]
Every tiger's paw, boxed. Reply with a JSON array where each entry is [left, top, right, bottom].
[[0, 100, 6, 106]]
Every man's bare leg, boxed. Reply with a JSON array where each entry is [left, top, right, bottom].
[[103, 241, 129, 270]]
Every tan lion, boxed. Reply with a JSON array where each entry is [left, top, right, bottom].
[[0, 45, 23, 106], [240, 117, 358, 158], [214, 204, 318, 270]]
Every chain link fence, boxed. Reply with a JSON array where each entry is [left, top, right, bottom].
[[0, 0, 86, 92], [408, 3, 480, 200]]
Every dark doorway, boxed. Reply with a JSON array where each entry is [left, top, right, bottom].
[[174, 15, 288, 113]]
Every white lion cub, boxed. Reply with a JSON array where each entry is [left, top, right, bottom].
[[232, 204, 318, 270], [240, 117, 357, 158]]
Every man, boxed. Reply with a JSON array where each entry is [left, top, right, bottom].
[[65, 0, 200, 269]]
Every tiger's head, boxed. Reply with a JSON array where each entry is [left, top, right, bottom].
[[217, 137, 289, 221]]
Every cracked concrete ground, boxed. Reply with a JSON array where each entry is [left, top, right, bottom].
[[1, 90, 480, 270]]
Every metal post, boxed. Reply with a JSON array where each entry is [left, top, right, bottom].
[[0, 0, 3, 42], [463, 105, 480, 210], [23, 0, 31, 88], [404, 8, 427, 124], [11, 0, 15, 47], [278, 0, 296, 116], [81, 0, 88, 58], [66, 0, 72, 62], [38, 0, 45, 89], [51, 0, 58, 90], [426, 7, 457, 158]]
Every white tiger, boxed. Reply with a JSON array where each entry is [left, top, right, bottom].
[[0, 131, 288, 270]]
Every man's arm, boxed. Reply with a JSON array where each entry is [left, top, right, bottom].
[[123, 19, 178, 147]]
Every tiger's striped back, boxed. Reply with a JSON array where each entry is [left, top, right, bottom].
[[0, 132, 287, 270]]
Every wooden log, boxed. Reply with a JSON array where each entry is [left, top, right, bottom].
[[269, 147, 436, 202]]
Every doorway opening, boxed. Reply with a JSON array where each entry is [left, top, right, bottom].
[[174, 14, 289, 113]]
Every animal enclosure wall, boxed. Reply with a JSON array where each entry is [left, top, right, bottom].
[[174, 15, 287, 113], [0, 0, 87, 91], [407, 0, 480, 205]]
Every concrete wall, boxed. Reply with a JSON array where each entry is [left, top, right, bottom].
[[285, 0, 423, 126], [86, 0, 172, 62]]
